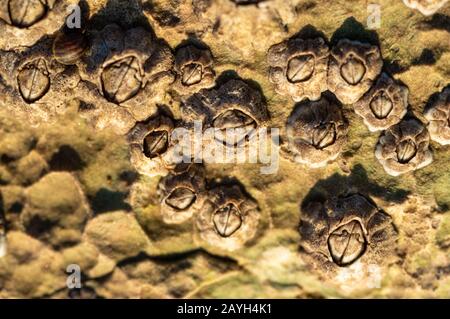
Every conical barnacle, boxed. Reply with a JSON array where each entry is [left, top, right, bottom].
[[354, 73, 409, 132], [300, 193, 397, 270], [402, 0, 448, 16], [128, 114, 183, 177], [52, 29, 89, 65], [78, 24, 174, 123], [181, 79, 269, 158], [327, 39, 383, 105], [0, 0, 73, 50], [285, 96, 348, 168], [267, 37, 329, 102], [424, 87, 450, 145], [375, 118, 433, 176], [157, 163, 206, 224], [195, 184, 260, 251], [173, 44, 215, 94]]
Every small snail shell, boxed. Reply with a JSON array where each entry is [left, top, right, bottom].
[[52, 31, 88, 65]]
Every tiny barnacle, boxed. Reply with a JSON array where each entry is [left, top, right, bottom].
[[196, 184, 259, 251], [354, 73, 409, 132], [402, 0, 448, 16], [424, 87, 450, 145], [17, 58, 50, 103], [157, 164, 206, 224], [327, 39, 383, 105], [7, 0, 48, 28], [173, 44, 215, 94], [300, 193, 397, 269], [267, 37, 329, 102], [375, 118, 433, 176], [128, 114, 179, 177], [285, 96, 348, 168], [52, 30, 89, 65]]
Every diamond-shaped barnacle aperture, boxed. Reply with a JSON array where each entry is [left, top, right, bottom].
[[375, 118, 433, 176], [78, 24, 174, 123], [402, 0, 448, 16], [128, 114, 181, 177], [181, 79, 269, 153], [424, 87, 450, 145], [354, 73, 409, 132], [157, 163, 206, 224], [196, 184, 259, 251], [300, 193, 397, 269], [0, 1, 72, 50], [267, 37, 329, 102], [285, 96, 348, 168], [0, 43, 81, 124], [327, 39, 383, 105], [173, 44, 215, 94]]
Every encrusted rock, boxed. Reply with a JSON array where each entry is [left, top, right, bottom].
[[354, 73, 409, 132], [327, 39, 383, 105], [424, 87, 450, 145], [285, 96, 348, 167], [267, 37, 329, 102], [375, 118, 433, 176]]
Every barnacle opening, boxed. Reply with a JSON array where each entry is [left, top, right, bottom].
[[8, 0, 48, 28], [340, 54, 366, 85], [17, 58, 50, 103], [181, 62, 203, 86], [312, 123, 337, 149], [143, 130, 169, 158], [165, 187, 196, 211], [213, 109, 257, 147], [101, 56, 142, 104], [370, 90, 394, 119], [213, 203, 243, 238], [286, 54, 315, 83], [396, 139, 417, 164], [327, 219, 367, 267]]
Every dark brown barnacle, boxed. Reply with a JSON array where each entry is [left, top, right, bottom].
[[267, 37, 329, 102], [128, 115, 177, 177], [8, 0, 48, 28], [17, 58, 50, 103], [157, 164, 206, 224], [174, 44, 215, 94], [52, 31, 88, 65], [101, 56, 143, 104], [196, 185, 259, 251], [375, 118, 433, 176], [354, 73, 408, 132], [327, 39, 382, 104], [285, 96, 348, 167], [424, 87, 450, 145], [300, 193, 397, 270]]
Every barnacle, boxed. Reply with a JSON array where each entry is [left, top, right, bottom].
[[173, 44, 215, 94], [285, 96, 348, 167], [354, 73, 409, 132], [157, 164, 206, 224], [267, 37, 329, 102], [195, 184, 259, 251], [300, 193, 397, 270], [327, 39, 383, 105], [375, 118, 433, 176], [424, 87, 450, 145]]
